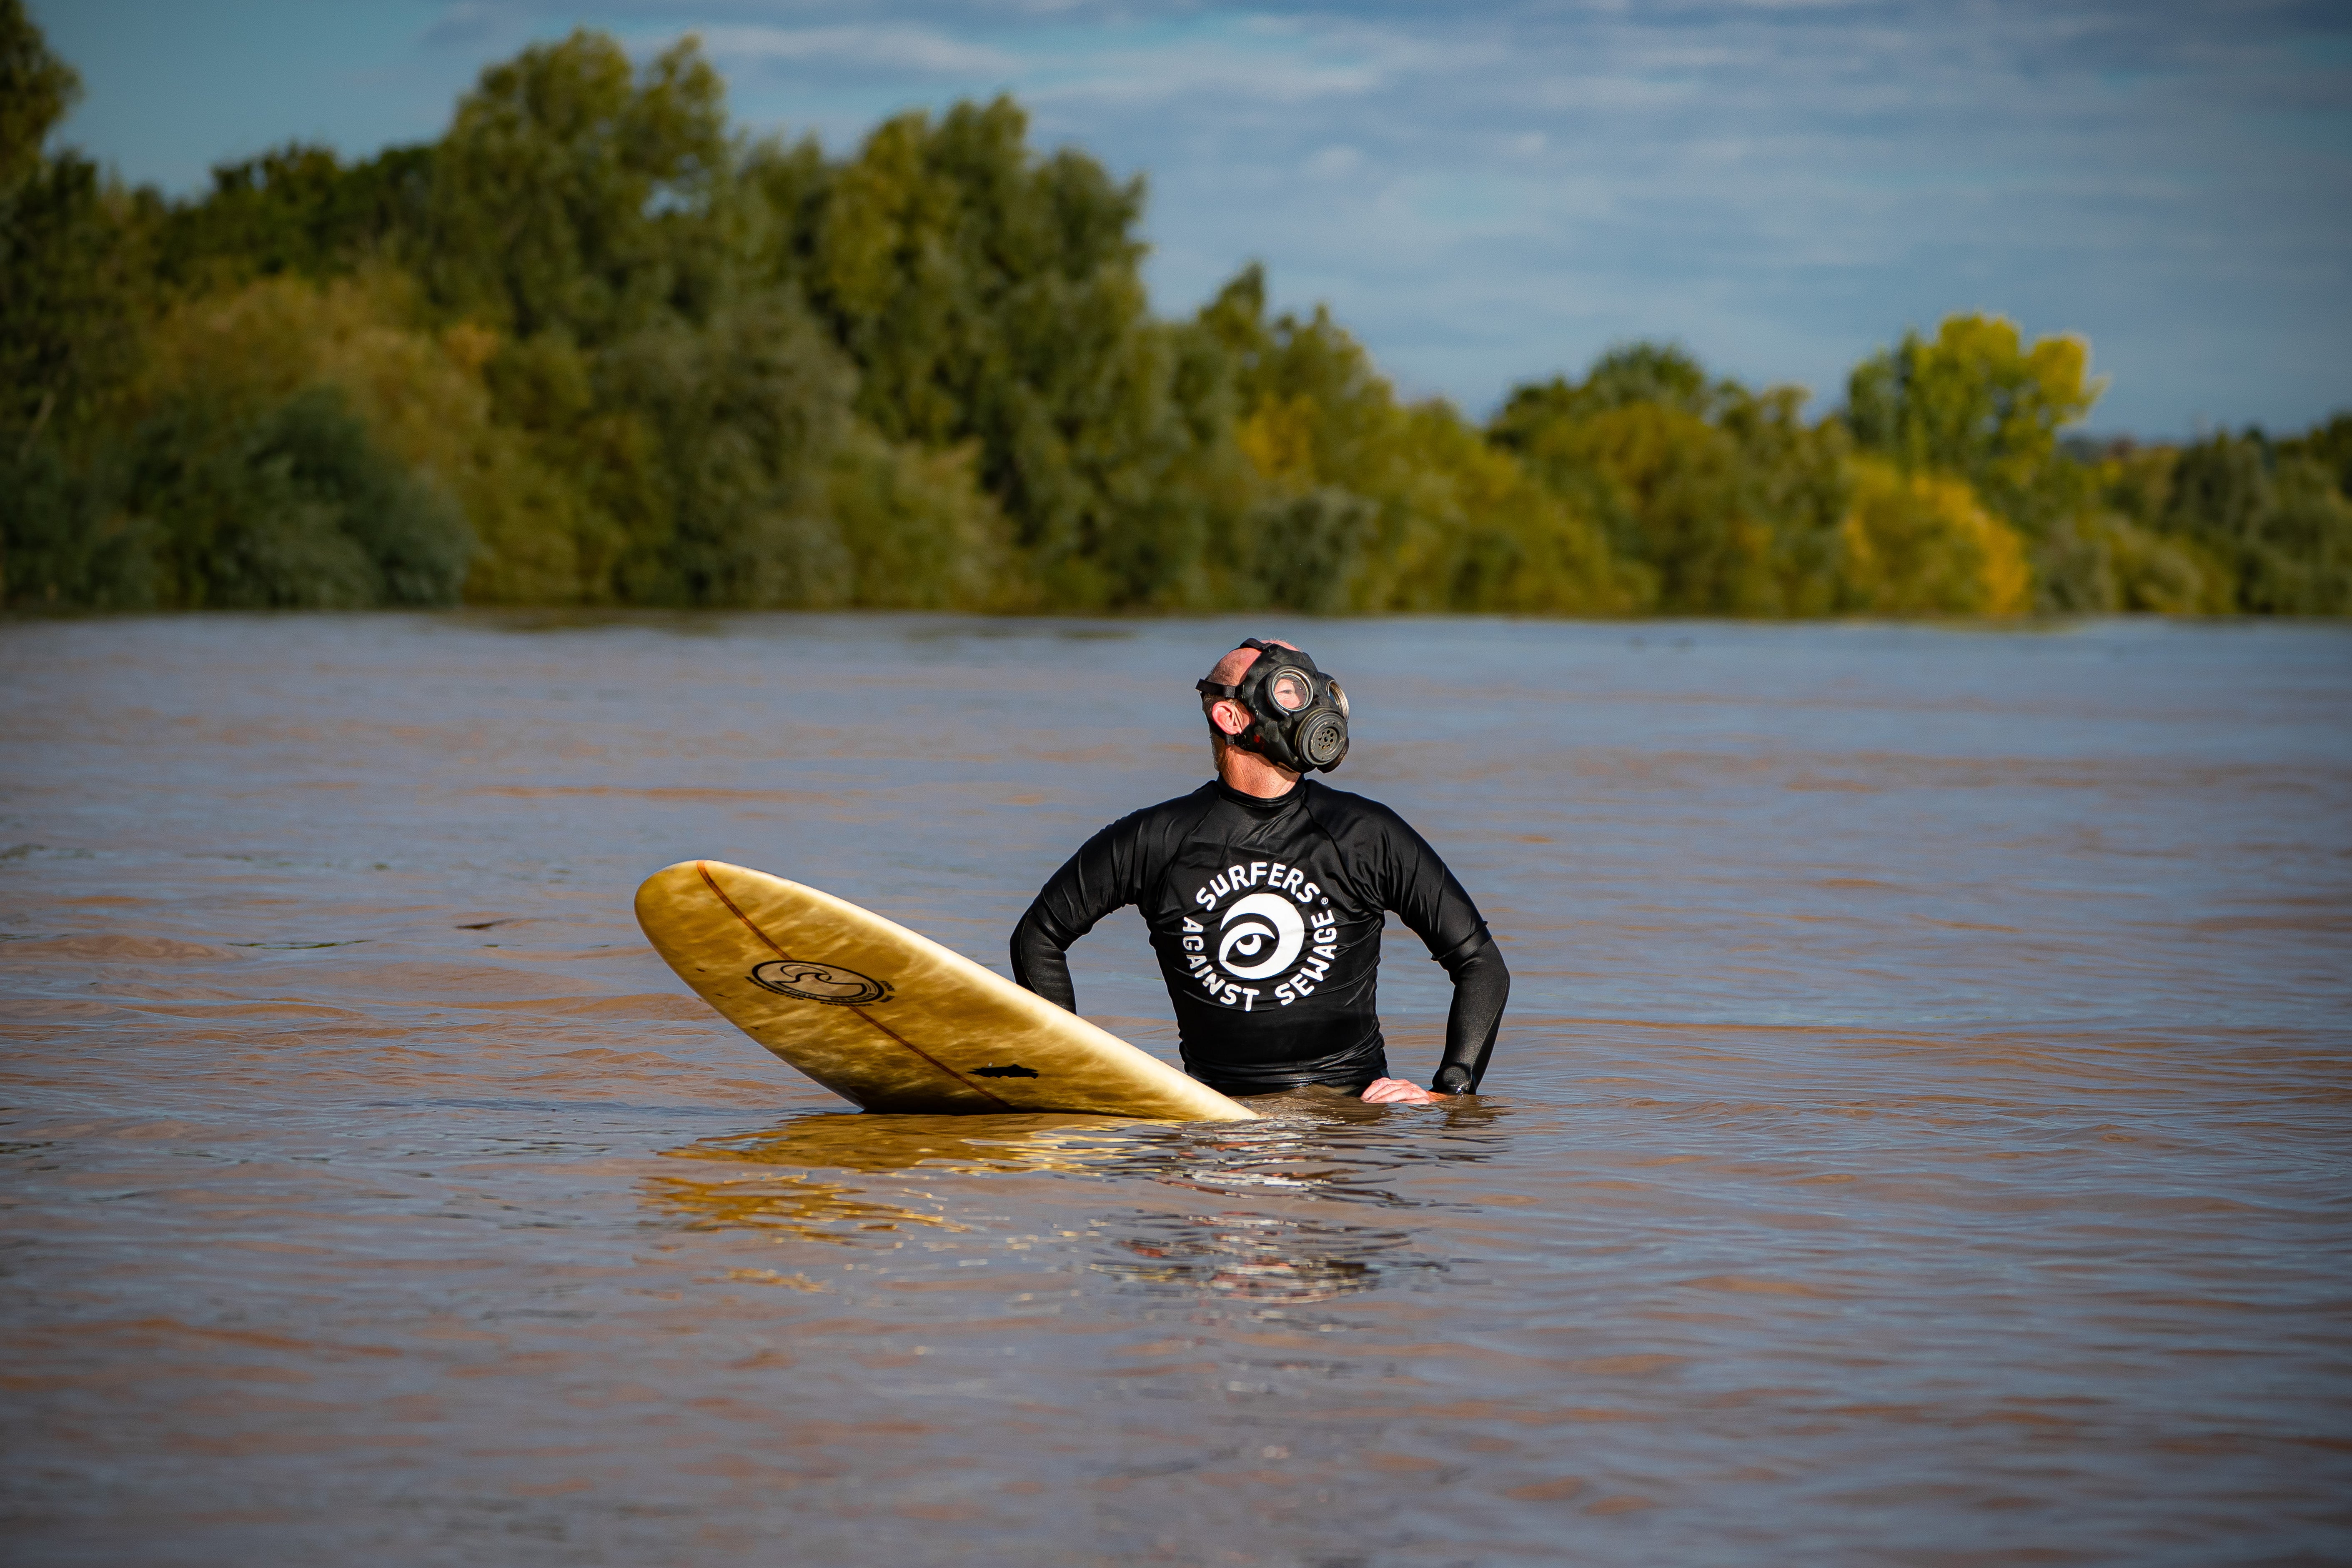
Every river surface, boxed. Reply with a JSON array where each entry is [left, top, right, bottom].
[[3, 613, 2348, 1567]]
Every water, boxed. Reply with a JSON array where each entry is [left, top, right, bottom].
[[3, 613, 2348, 1566]]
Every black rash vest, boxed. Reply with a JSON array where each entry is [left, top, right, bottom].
[[1010, 778, 1508, 1096]]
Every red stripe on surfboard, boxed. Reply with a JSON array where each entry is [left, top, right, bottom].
[[693, 861, 1014, 1110]]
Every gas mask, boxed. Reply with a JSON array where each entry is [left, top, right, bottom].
[[1195, 639, 1351, 774]]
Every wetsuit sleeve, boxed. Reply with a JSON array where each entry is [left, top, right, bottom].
[[1433, 938, 1508, 1094], [1374, 807, 1509, 1094], [1010, 811, 1154, 1013]]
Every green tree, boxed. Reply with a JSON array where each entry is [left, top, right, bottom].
[[0, 0, 159, 606], [425, 31, 739, 344], [797, 97, 1227, 606], [0, 0, 148, 449], [15, 6, 2342, 623], [1203, 265, 1621, 613], [2278, 413, 2352, 501], [591, 299, 859, 605], [0, 441, 153, 609], [0, 152, 150, 449], [125, 271, 607, 606], [152, 142, 434, 294], [1493, 344, 1848, 614], [2158, 433, 2352, 614], [0, 0, 76, 189], [110, 385, 471, 609], [413, 31, 1008, 609]]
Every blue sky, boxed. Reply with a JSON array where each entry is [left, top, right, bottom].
[[34, 0, 2352, 436]]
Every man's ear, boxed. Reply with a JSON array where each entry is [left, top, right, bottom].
[[1213, 700, 1250, 737]]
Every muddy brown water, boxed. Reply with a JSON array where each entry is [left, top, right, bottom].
[[2, 613, 2348, 1567]]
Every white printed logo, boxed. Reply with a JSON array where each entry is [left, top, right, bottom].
[[1217, 892, 1305, 979], [1180, 859, 1343, 1011]]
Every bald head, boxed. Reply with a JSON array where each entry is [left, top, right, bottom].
[[1201, 638, 1304, 751], [1204, 638, 1297, 691]]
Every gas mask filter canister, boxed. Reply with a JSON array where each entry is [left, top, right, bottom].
[[1195, 639, 1351, 774]]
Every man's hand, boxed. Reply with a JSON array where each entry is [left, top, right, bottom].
[[1360, 1076, 1449, 1105]]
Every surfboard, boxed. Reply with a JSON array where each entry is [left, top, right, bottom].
[[634, 860, 1256, 1122]]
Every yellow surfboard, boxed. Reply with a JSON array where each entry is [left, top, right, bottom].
[[634, 860, 1256, 1122]]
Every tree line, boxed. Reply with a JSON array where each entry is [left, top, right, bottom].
[[4, 7, 2347, 616]]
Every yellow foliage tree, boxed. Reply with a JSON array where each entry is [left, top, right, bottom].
[[1212, 272, 1625, 614], [1848, 313, 2103, 511], [1235, 393, 1321, 488], [1490, 345, 1853, 616], [136, 271, 604, 602], [1839, 456, 2031, 615], [1362, 402, 1628, 614]]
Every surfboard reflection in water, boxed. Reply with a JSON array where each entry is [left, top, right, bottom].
[[659, 1110, 1148, 1177], [648, 1097, 1509, 1299], [648, 1113, 1132, 1241], [653, 1096, 1508, 1205], [642, 1169, 974, 1243]]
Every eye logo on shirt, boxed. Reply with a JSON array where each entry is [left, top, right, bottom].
[[1181, 859, 1343, 1010], [1217, 892, 1304, 979]]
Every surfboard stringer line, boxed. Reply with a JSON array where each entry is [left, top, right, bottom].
[[692, 860, 1017, 1110]]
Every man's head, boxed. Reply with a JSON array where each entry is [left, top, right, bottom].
[[1199, 639, 1286, 742], [1196, 638, 1350, 778]]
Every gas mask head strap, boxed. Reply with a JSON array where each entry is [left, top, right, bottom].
[[1194, 637, 1280, 708]]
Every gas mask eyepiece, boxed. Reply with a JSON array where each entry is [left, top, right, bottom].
[[1196, 639, 1351, 774]]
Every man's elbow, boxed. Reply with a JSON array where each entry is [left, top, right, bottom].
[[1447, 933, 1509, 985], [1009, 916, 1050, 992]]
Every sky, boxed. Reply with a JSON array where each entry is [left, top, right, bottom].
[[33, 0, 2352, 437]]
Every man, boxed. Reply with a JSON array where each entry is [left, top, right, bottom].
[[1010, 638, 1508, 1105]]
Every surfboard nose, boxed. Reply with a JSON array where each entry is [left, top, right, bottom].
[[634, 859, 1255, 1122]]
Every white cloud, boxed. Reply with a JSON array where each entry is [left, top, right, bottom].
[[1304, 143, 1361, 178], [1022, 40, 1392, 107], [693, 22, 1019, 75]]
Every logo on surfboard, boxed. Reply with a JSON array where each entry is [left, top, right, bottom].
[[748, 959, 891, 1006]]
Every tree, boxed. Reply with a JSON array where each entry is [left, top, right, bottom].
[[1202, 266, 1622, 613], [424, 31, 738, 344], [13, 8, 2342, 622], [1846, 314, 2103, 511], [0, 2, 160, 608], [2159, 433, 2352, 614], [0, 0, 77, 190], [152, 143, 434, 293], [104, 384, 471, 609], [1846, 313, 2112, 608], [797, 98, 1225, 606], [1839, 457, 2030, 615], [127, 271, 609, 605], [2277, 414, 2352, 503], [0, 0, 149, 450], [0, 152, 150, 447], [1493, 344, 1848, 615]]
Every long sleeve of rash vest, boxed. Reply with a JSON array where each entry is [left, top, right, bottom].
[[1431, 937, 1509, 1094], [1009, 804, 1157, 1015], [1009, 912, 1078, 1013]]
